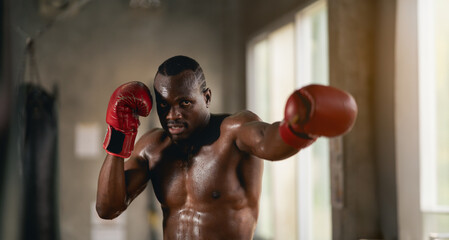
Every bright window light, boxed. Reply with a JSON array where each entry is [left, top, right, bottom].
[[419, 0, 449, 238], [247, 1, 330, 239]]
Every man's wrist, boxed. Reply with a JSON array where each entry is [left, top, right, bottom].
[[279, 120, 316, 149]]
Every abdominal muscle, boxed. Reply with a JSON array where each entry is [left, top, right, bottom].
[[162, 204, 257, 240]]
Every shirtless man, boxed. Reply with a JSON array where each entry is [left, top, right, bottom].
[[96, 55, 357, 240]]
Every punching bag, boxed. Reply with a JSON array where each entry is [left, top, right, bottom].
[[21, 83, 59, 240]]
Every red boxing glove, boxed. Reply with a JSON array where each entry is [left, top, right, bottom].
[[279, 84, 358, 149], [103, 81, 153, 158]]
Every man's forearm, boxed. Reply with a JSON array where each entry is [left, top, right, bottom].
[[238, 120, 300, 161], [259, 121, 303, 160], [96, 154, 128, 219]]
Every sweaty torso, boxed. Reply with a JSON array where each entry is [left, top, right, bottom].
[[144, 114, 263, 240]]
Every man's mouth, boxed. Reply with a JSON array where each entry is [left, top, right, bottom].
[[167, 123, 186, 135]]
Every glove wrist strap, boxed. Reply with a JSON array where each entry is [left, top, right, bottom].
[[279, 120, 316, 149], [103, 125, 136, 158]]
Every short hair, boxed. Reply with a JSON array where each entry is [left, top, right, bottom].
[[156, 55, 207, 92]]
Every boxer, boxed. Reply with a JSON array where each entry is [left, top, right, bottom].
[[96, 55, 357, 240]]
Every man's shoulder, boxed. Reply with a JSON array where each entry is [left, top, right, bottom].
[[221, 110, 262, 129], [225, 110, 261, 123], [134, 128, 169, 152]]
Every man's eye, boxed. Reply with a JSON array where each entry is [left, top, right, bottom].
[[159, 102, 168, 108], [180, 100, 191, 107]]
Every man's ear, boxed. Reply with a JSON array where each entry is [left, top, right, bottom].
[[203, 88, 211, 107]]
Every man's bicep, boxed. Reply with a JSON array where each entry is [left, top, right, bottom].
[[235, 121, 269, 155], [123, 156, 150, 203], [124, 129, 156, 184], [123, 129, 161, 202]]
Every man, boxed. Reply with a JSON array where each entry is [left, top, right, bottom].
[[96, 55, 357, 239]]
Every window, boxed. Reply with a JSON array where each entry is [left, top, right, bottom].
[[419, 0, 449, 238], [396, 0, 449, 239], [247, 1, 330, 239]]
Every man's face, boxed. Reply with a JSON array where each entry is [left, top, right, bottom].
[[154, 70, 211, 142]]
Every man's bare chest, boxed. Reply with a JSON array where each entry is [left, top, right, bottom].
[[149, 142, 246, 208]]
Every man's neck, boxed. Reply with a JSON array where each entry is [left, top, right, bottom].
[[173, 113, 224, 149]]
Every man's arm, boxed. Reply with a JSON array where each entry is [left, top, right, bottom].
[[96, 81, 153, 219], [96, 142, 151, 219], [235, 84, 357, 161], [234, 113, 310, 161]]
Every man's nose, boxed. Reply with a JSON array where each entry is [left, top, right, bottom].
[[166, 106, 181, 120]]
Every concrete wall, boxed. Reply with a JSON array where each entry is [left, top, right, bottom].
[[328, 0, 380, 238], [374, 1, 398, 239], [327, 0, 397, 239]]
